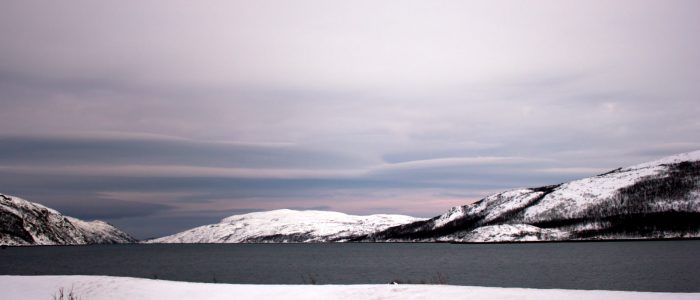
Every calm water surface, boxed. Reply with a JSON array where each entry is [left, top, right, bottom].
[[1, 240, 698, 292]]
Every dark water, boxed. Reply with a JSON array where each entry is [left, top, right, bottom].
[[1, 241, 699, 292]]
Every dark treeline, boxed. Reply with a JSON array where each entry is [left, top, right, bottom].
[[569, 161, 700, 237], [364, 185, 561, 241]]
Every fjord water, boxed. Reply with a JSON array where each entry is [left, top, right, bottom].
[[1, 241, 698, 292]]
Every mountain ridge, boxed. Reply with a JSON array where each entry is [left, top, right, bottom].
[[0, 193, 136, 246], [362, 150, 700, 242]]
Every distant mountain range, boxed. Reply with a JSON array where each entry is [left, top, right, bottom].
[[3, 150, 699, 245], [152, 150, 700, 243], [0, 194, 135, 246]]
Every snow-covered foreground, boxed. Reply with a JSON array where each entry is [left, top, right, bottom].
[[2, 276, 697, 300]]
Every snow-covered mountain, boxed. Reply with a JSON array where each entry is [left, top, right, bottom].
[[148, 209, 424, 243], [365, 150, 700, 242], [0, 193, 136, 246], [146, 151, 700, 244]]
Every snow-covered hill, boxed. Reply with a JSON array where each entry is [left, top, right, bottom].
[[148, 209, 424, 243], [366, 150, 700, 242], [0, 193, 136, 246]]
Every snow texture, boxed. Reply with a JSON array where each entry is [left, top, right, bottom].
[[2, 276, 697, 300], [441, 224, 568, 243]]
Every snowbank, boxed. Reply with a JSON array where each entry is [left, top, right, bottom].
[[2, 275, 697, 300]]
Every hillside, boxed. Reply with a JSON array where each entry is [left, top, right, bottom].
[[148, 209, 424, 243], [0, 193, 136, 246], [363, 151, 700, 242]]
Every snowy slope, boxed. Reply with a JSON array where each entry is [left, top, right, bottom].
[[149, 209, 424, 243], [4, 276, 699, 300], [369, 150, 700, 242], [0, 193, 135, 246]]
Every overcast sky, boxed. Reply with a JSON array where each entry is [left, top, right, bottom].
[[1, 1, 699, 239]]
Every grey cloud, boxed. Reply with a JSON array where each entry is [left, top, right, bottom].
[[1, 189, 171, 220], [2, 1, 699, 92], [0, 135, 367, 169], [58, 199, 170, 221]]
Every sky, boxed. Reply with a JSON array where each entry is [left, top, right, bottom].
[[1, 1, 699, 239]]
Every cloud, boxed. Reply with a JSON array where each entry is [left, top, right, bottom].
[[59, 199, 171, 221], [0, 164, 365, 179], [2, 1, 698, 93], [1, 189, 172, 222], [0, 135, 370, 169], [373, 156, 552, 172]]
